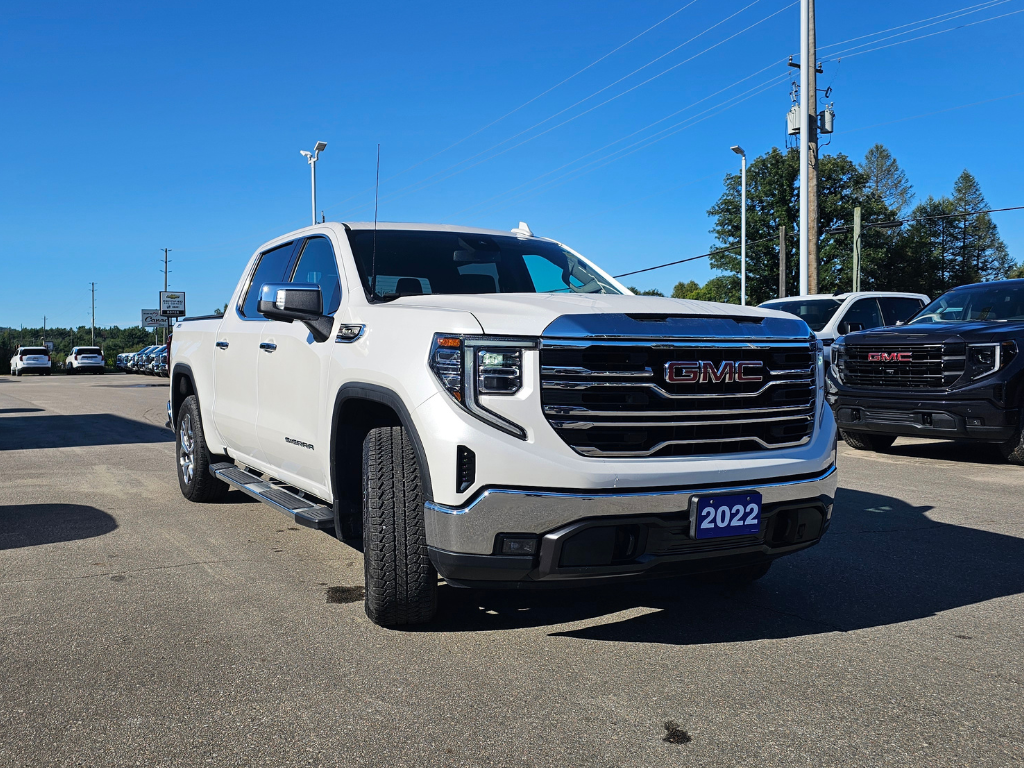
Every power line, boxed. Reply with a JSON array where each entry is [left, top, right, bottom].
[[617, 206, 1024, 280], [614, 236, 780, 278], [334, 0, 792, 216], [821, 6, 1024, 62], [837, 91, 1024, 135], [813, 0, 1010, 54]]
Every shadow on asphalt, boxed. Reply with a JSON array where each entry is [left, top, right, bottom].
[[875, 438, 1010, 465], [416, 486, 1024, 642], [0, 408, 44, 415], [0, 413, 173, 450], [0, 504, 118, 549]]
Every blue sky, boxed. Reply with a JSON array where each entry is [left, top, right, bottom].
[[2, 0, 1022, 328]]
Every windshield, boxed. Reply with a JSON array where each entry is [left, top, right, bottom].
[[347, 229, 623, 298], [910, 283, 1024, 324], [762, 298, 842, 332]]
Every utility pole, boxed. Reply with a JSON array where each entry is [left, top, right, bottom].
[[779, 226, 787, 298], [300, 141, 327, 226], [852, 207, 862, 292], [90, 282, 96, 345], [731, 146, 747, 305], [806, 0, 819, 295], [43, 316, 46, 347], [162, 248, 171, 344], [798, 0, 809, 296]]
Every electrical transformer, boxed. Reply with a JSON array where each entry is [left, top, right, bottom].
[[786, 105, 801, 135], [818, 104, 835, 134]]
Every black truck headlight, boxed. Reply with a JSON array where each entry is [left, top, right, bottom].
[[966, 341, 1016, 381], [429, 334, 535, 439]]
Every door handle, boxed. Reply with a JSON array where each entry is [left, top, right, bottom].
[[216, 340, 229, 349], [259, 342, 277, 352]]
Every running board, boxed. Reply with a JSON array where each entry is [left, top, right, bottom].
[[210, 462, 334, 530]]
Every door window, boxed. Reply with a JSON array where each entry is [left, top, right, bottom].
[[290, 237, 342, 314], [841, 298, 883, 330], [877, 297, 925, 326], [240, 242, 296, 317]]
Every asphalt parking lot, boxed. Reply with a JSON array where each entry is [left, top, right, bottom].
[[1, 374, 1023, 768]]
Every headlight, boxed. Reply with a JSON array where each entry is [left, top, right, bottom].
[[966, 341, 1016, 381], [429, 334, 535, 439], [830, 339, 846, 383]]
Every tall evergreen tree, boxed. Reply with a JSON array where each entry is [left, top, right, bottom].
[[947, 170, 1011, 284], [858, 144, 914, 217]]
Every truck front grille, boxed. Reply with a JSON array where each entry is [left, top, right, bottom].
[[539, 340, 817, 458], [842, 343, 965, 389]]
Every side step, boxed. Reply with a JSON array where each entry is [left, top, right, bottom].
[[210, 462, 334, 530]]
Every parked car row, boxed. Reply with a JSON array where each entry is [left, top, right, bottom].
[[117, 345, 168, 376]]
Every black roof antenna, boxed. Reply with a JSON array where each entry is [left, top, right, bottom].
[[370, 144, 380, 300]]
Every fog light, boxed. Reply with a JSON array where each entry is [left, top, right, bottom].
[[499, 536, 538, 555]]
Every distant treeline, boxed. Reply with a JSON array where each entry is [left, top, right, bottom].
[[0, 325, 160, 373]]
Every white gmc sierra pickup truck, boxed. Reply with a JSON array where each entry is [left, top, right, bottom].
[[169, 221, 838, 626]]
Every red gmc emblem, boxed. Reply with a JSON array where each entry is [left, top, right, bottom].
[[664, 360, 763, 384], [867, 352, 912, 362]]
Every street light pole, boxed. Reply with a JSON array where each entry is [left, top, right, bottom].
[[300, 141, 327, 226], [799, 0, 809, 295], [731, 146, 747, 305]]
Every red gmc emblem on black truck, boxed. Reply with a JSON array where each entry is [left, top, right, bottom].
[[867, 352, 912, 362], [665, 360, 764, 384]]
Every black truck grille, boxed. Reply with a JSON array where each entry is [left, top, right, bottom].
[[539, 340, 817, 458], [842, 343, 965, 389]]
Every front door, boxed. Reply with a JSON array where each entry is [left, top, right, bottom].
[[256, 235, 341, 490], [212, 239, 298, 463]]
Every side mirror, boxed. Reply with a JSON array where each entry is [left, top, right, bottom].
[[838, 321, 864, 336], [257, 283, 333, 342]]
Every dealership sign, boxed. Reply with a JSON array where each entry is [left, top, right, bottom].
[[141, 309, 169, 328], [159, 291, 186, 317]]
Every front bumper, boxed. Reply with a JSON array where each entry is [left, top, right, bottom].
[[830, 393, 1018, 442], [425, 464, 837, 587]]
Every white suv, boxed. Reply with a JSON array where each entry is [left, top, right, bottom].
[[760, 292, 929, 362], [65, 346, 106, 374], [10, 346, 52, 376]]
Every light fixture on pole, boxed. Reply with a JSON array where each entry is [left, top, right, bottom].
[[798, 0, 809, 296], [731, 145, 747, 306], [299, 141, 327, 226]]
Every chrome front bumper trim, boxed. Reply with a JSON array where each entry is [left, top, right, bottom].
[[425, 464, 838, 555]]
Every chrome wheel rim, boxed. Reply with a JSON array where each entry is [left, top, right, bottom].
[[179, 413, 195, 485]]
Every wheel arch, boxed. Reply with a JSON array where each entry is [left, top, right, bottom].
[[330, 383, 434, 519], [170, 363, 197, 427]]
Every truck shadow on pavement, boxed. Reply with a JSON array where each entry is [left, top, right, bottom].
[[0, 413, 173, 450], [427, 487, 1024, 643], [879, 439, 1009, 465], [0, 504, 118, 549]]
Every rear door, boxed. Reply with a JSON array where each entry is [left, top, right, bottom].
[[256, 235, 341, 489], [213, 240, 298, 464], [837, 298, 883, 334], [878, 296, 926, 326]]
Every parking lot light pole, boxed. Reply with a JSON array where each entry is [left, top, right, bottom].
[[300, 141, 327, 226], [731, 145, 747, 305]]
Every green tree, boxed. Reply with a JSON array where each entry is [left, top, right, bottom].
[[947, 170, 1011, 284], [671, 277, 736, 303], [858, 144, 914, 217], [626, 286, 665, 296]]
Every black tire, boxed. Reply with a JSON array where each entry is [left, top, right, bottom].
[[998, 426, 1024, 465], [695, 561, 772, 585], [175, 395, 230, 502], [361, 425, 437, 627], [840, 430, 897, 452]]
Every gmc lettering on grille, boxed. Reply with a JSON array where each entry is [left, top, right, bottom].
[[664, 360, 764, 384], [867, 352, 912, 362]]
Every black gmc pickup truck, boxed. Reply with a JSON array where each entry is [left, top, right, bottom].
[[826, 279, 1024, 463]]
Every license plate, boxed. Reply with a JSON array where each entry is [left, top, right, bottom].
[[691, 492, 762, 539]]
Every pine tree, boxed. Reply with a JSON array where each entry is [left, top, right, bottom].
[[947, 170, 1011, 284], [858, 144, 914, 217]]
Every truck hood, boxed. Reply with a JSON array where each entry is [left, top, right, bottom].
[[384, 293, 811, 338], [846, 320, 1024, 345]]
